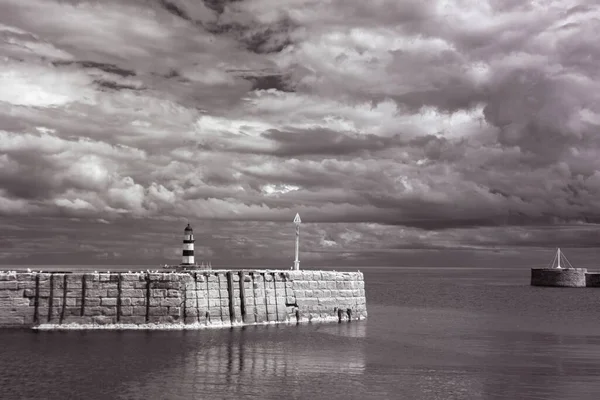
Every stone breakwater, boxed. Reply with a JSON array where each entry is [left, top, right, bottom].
[[0, 270, 367, 329], [530, 268, 589, 287]]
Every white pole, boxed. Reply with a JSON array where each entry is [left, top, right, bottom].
[[294, 213, 301, 270], [557, 248, 561, 269]]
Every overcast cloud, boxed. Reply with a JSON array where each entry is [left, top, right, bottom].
[[1, 0, 599, 266]]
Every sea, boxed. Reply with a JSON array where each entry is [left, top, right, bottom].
[[2, 262, 600, 399]]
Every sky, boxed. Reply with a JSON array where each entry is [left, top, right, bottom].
[[1, 0, 600, 267]]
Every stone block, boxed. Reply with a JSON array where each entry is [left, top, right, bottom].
[[318, 297, 334, 306], [121, 273, 141, 281], [120, 306, 133, 316], [119, 316, 146, 324], [149, 298, 160, 307], [255, 310, 267, 323], [185, 299, 196, 308], [85, 298, 101, 307], [18, 281, 36, 290], [148, 273, 165, 281], [167, 289, 180, 298], [120, 289, 145, 298], [0, 281, 18, 290], [277, 309, 288, 322], [62, 306, 80, 317], [84, 307, 104, 317], [131, 298, 146, 306], [160, 298, 181, 307], [149, 289, 166, 297], [168, 307, 180, 317], [197, 298, 208, 308], [185, 308, 199, 318], [0, 273, 16, 281], [65, 298, 77, 307], [300, 298, 318, 307], [101, 298, 118, 306], [86, 289, 107, 297], [133, 306, 147, 316], [148, 306, 168, 316], [295, 281, 309, 290], [102, 307, 117, 316], [0, 290, 18, 299], [119, 281, 135, 290], [66, 289, 83, 298], [266, 305, 277, 314], [92, 316, 115, 325], [0, 316, 25, 325], [107, 289, 119, 297]]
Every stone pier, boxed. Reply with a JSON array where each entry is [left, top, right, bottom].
[[0, 270, 367, 329]]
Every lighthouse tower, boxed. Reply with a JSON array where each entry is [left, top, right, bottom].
[[181, 223, 195, 266]]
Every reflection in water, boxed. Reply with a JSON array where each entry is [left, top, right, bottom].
[[118, 323, 367, 400]]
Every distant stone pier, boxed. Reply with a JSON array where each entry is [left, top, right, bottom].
[[0, 270, 367, 329], [530, 268, 589, 287]]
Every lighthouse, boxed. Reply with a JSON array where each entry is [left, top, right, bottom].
[[181, 223, 195, 266]]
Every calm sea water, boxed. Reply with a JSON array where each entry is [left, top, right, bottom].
[[2, 266, 600, 400]]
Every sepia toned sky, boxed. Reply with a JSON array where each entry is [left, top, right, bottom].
[[1, 0, 599, 266]]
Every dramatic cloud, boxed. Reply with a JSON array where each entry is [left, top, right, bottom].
[[1, 0, 600, 266]]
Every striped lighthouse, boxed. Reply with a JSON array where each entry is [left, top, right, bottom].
[[181, 223, 195, 266]]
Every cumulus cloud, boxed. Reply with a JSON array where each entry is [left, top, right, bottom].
[[0, 0, 599, 266]]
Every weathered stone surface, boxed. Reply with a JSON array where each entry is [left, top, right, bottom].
[[101, 298, 118, 306], [0, 281, 18, 290], [122, 289, 145, 298], [0, 269, 367, 329], [120, 316, 146, 324]]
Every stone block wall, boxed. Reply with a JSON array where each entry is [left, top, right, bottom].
[[0, 270, 367, 329], [530, 268, 588, 287]]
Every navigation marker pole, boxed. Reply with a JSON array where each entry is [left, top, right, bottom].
[[294, 213, 301, 270]]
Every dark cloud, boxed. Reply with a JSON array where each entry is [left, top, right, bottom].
[[257, 128, 402, 157], [94, 79, 145, 91], [52, 60, 136, 77], [242, 74, 294, 92], [1, 0, 599, 265]]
